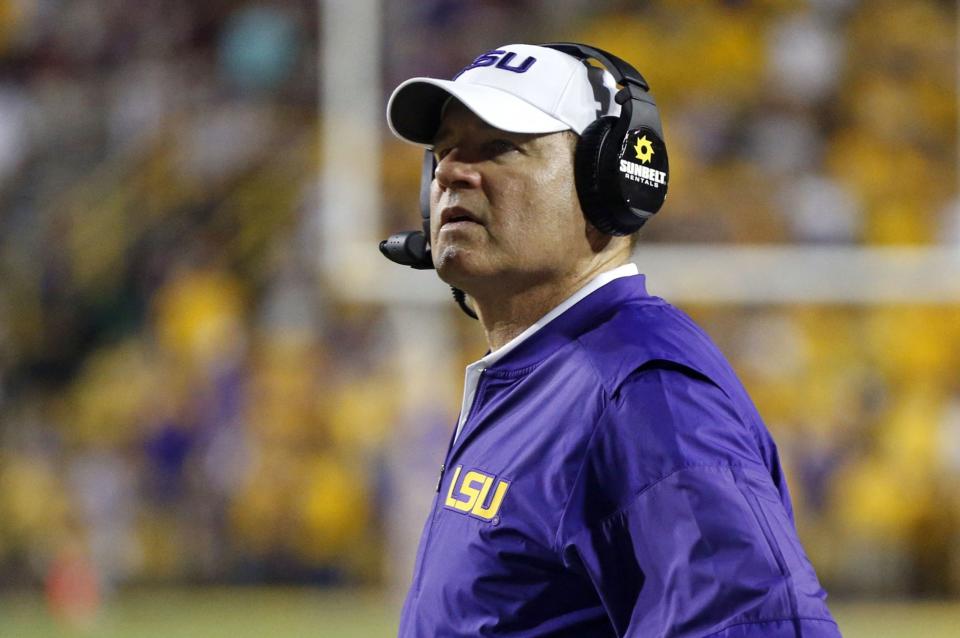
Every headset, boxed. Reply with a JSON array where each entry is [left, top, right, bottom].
[[379, 42, 669, 319]]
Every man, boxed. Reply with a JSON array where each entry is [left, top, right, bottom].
[[384, 43, 840, 637]]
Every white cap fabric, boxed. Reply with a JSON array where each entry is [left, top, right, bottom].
[[387, 44, 621, 146]]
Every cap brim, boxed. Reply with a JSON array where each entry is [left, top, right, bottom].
[[387, 78, 571, 146]]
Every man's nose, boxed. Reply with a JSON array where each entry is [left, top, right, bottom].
[[434, 150, 481, 191]]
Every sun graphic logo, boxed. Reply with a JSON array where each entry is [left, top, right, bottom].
[[633, 135, 655, 164]]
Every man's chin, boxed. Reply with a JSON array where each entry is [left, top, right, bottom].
[[433, 245, 494, 289]]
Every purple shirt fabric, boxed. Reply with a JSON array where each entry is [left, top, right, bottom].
[[399, 274, 840, 637]]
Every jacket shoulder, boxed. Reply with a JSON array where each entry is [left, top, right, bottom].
[[575, 297, 735, 397]]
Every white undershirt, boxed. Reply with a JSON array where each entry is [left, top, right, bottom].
[[453, 263, 640, 442]]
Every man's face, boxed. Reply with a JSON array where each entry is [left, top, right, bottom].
[[428, 101, 593, 295]]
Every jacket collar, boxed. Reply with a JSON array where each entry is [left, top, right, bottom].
[[480, 270, 650, 374]]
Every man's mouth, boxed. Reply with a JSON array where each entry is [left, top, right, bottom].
[[440, 206, 482, 228]]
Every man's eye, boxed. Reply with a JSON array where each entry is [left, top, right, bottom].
[[487, 140, 518, 156], [433, 147, 450, 161]]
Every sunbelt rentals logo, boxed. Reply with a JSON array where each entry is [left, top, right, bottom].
[[620, 132, 666, 188]]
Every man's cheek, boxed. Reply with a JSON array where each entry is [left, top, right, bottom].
[[429, 182, 443, 239], [429, 211, 442, 245]]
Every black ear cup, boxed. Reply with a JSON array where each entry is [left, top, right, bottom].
[[575, 116, 668, 236], [574, 116, 629, 235], [560, 43, 669, 237]]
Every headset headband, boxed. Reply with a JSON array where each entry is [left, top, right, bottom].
[[541, 42, 663, 143], [541, 43, 649, 91]]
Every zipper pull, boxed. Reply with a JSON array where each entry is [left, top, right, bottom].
[[435, 463, 446, 493]]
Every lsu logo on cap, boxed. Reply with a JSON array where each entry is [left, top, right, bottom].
[[443, 465, 510, 521], [454, 49, 537, 79]]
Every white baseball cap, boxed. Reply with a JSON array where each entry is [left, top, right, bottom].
[[387, 43, 621, 146]]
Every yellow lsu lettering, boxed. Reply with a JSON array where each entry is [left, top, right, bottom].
[[444, 465, 510, 521]]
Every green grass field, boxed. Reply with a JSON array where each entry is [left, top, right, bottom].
[[0, 587, 957, 637]]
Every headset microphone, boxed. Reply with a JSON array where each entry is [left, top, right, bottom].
[[380, 151, 437, 270], [378, 230, 432, 269], [380, 150, 435, 269], [379, 150, 478, 318]]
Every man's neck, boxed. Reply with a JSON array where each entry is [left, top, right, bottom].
[[472, 256, 629, 352]]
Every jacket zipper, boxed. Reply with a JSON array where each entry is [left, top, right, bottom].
[[412, 369, 486, 594]]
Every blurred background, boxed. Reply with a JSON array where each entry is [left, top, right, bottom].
[[0, 0, 957, 635]]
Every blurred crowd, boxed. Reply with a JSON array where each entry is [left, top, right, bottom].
[[0, 0, 957, 602]]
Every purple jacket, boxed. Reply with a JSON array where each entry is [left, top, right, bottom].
[[399, 274, 840, 637]]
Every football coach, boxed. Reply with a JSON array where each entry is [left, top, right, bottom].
[[380, 42, 841, 638]]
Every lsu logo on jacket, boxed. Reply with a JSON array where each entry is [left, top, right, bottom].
[[444, 465, 510, 521]]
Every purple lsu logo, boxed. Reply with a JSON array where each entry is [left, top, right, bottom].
[[453, 50, 537, 79]]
